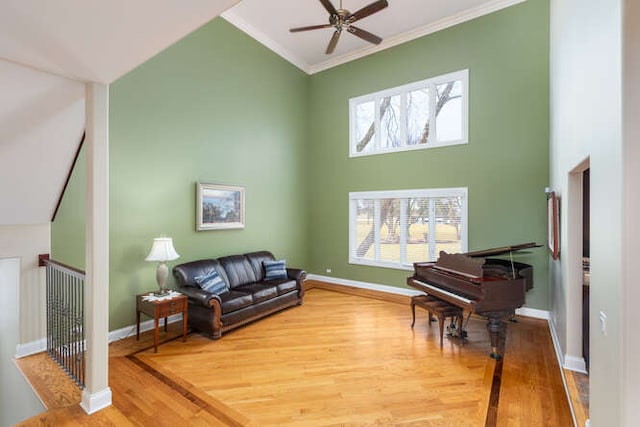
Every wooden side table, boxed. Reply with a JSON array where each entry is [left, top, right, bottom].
[[136, 292, 188, 353]]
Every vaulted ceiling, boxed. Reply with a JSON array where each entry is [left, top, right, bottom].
[[0, 0, 523, 225], [223, 0, 525, 74]]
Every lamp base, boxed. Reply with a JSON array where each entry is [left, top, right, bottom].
[[153, 289, 171, 296], [155, 262, 170, 296]]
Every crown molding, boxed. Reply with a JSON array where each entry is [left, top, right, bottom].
[[221, 10, 312, 74], [309, 0, 527, 73], [223, 0, 526, 75]]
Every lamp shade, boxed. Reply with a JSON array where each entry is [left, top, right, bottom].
[[145, 237, 180, 262]]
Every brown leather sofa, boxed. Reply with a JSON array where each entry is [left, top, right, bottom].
[[172, 251, 306, 339]]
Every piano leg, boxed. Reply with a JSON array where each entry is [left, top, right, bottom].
[[485, 314, 507, 360]]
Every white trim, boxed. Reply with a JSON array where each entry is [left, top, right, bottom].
[[107, 313, 183, 343], [80, 387, 112, 415], [309, 0, 526, 74], [14, 313, 184, 359], [221, 11, 311, 74], [349, 70, 468, 157], [563, 355, 588, 374], [307, 273, 422, 297], [15, 338, 47, 358], [223, 0, 526, 75], [307, 274, 553, 322], [349, 188, 468, 269], [547, 317, 579, 427], [515, 306, 550, 320]]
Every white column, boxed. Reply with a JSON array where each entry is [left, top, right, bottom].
[[80, 82, 112, 414]]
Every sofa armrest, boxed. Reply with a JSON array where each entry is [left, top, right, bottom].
[[179, 286, 221, 308], [287, 268, 307, 282]]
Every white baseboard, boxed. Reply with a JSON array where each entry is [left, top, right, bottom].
[[15, 338, 47, 358], [307, 274, 551, 320], [547, 316, 579, 426], [80, 387, 112, 414], [107, 313, 183, 343], [516, 306, 550, 320], [307, 273, 424, 297], [563, 355, 587, 374], [14, 314, 184, 358]]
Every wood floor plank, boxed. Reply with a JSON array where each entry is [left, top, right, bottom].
[[15, 287, 573, 426]]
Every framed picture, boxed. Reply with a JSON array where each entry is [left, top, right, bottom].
[[547, 191, 559, 259], [196, 183, 245, 230]]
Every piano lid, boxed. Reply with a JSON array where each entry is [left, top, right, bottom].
[[463, 242, 540, 258], [434, 251, 485, 279]]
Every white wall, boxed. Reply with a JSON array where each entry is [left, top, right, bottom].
[[0, 59, 85, 226], [0, 224, 50, 344], [622, 0, 640, 423], [0, 257, 45, 425], [550, 0, 630, 425]]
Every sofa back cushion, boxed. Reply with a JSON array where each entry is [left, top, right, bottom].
[[244, 251, 276, 282], [173, 259, 230, 289], [218, 255, 258, 289]]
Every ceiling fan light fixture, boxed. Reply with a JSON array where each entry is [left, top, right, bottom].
[[290, 0, 388, 54]]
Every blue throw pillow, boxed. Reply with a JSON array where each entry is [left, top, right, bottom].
[[263, 259, 287, 280], [195, 270, 228, 295]]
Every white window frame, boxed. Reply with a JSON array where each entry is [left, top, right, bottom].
[[349, 69, 469, 157], [349, 188, 468, 270]]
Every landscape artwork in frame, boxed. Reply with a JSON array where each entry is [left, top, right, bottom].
[[196, 183, 245, 230]]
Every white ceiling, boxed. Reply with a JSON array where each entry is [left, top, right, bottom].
[[0, 0, 524, 226], [0, 0, 239, 225], [223, 0, 526, 74], [0, 0, 240, 83]]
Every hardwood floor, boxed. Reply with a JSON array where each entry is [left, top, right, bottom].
[[15, 287, 573, 426]]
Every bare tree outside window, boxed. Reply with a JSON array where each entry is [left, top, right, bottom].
[[351, 190, 466, 266]]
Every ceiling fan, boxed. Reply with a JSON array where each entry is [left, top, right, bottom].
[[290, 0, 389, 55]]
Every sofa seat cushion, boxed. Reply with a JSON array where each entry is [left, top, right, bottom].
[[265, 279, 298, 296], [234, 283, 278, 304], [219, 290, 253, 314]]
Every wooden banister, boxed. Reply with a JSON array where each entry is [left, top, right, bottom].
[[51, 131, 85, 222]]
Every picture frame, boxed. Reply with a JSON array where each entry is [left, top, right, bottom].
[[547, 191, 559, 260], [196, 183, 245, 230]]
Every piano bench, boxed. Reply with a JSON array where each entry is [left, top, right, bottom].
[[410, 295, 464, 349]]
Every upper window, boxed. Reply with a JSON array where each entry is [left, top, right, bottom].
[[349, 188, 468, 270], [349, 69, 468, 157]]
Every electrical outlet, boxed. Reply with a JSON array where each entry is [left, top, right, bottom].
[[326, 268, 332, 274], [599, 311, 607, 335]]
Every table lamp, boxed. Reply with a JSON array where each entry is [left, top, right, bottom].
[[145, 237, 180, 295]]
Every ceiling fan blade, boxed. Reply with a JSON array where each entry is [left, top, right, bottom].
[[326, 29, 342, 54], [347, 26, 383, 45], [348, 0, 389, 23], [290, 24, 333, 32], [319, 0, 338, 16]]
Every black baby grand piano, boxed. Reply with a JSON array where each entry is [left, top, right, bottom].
[[407, 242, 537, 359]]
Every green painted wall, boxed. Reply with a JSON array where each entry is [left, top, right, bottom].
[[52, 0, 551, 332], [52, 18, 310, 330], [306, 0, 550, 309]]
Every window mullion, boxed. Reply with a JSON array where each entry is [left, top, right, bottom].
[[374, 98, 381, 151], [400, 93, 408, 147], [429, 84, 437, 145], [428, 198, 437, 261]]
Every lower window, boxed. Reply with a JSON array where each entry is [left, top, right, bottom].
[[349, 188, 468, 270]]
